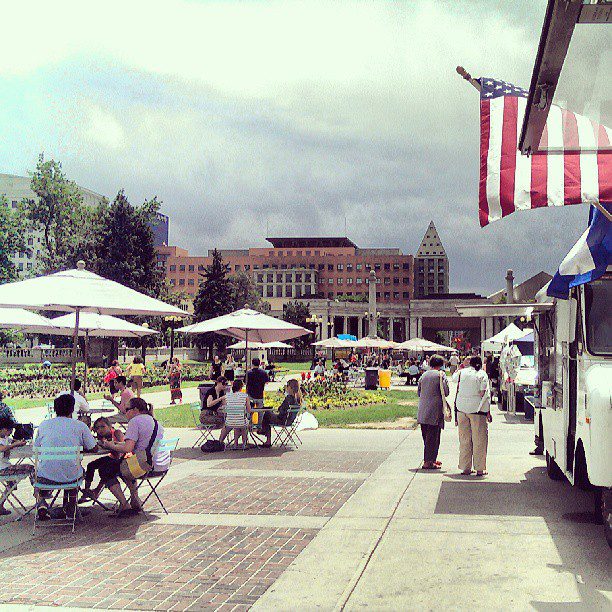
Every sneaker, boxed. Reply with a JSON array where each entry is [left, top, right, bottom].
[[0, 507, 11, 516], [37, 505, 50, 521]]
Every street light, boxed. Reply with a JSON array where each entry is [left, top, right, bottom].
[[164, 315, 184, 362], [140, 322, 150, 363], [306, 314, 325, 363]]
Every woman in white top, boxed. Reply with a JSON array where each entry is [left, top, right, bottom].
[[452, 355, 491, 476], [220, 379, 251, 449]]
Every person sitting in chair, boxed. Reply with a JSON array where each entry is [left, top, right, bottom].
[[260, 379, 302, 448], [200, 377, 227, 429]]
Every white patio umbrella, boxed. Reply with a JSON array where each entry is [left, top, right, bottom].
[[52, 312, 160, 391], [0, 261, 186, 390], [227, 340, 292, 349], [396, 337, 457, 353], [311, 337, 355, 348], [177, 307, 310, 366], [354, 336, 398, 349], [0, 307, 60, 334]]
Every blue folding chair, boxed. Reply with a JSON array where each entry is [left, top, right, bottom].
[[191, 403, 217, 448], [33, 446, 84, 533], [0, 468, 32, 518], [134, 437, 179, 514], [271, 406, 304, 448]]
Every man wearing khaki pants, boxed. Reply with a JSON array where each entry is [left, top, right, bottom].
[[453, 356, 492, 476]]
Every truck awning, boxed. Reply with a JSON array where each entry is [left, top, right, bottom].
[[455, 303, 554, 318]]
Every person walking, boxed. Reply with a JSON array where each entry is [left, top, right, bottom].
[[167, 357, 182, 405], [453, 355, 492, 476], [126, 356, 146, 398], [417, 355, 450, 469]]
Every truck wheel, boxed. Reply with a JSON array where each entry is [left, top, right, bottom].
[[546, 451, 564, 481], [594, 489, 612, 548]]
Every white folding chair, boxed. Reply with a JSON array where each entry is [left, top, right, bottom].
[[135, 437, 179, 514], [190, 403, 216, 448], [32, 446, 84, 533], [0, 467, 32, 518], [271, 406, 304, 448]]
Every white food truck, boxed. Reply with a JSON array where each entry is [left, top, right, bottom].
[[457, 280, 611, 544]]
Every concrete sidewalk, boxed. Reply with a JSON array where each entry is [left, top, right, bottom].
[[1, 405, 609, 610]]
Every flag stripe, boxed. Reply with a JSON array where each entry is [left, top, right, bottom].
[[531, 122, 548, 209], [499, 96, 518, 218], [485, 98, 505, 224], [597, 125, 612, 203], [514, 96, 532, 211], [562, 109, 582, 205], [577, 115, 599, 204], [547, 105, 565, 207], [478, 99, 491, 227]]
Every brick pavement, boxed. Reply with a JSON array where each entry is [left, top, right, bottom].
[[154, 475, 364, 516], [0, 521, 316, 611]]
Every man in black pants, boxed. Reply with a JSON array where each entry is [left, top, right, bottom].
[[246, 358, 269, 411]]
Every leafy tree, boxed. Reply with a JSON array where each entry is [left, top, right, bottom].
[[336, 293, 367, 303], [0, 196, 27, 283], [228, 271, 262, 311], [92, 191, 163, 297], [193, 249, 234, 352], [282, 301, 312, 349], [25, 154, 91, 273]]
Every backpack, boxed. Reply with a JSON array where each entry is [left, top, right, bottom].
[[201, 440, 225, 453]]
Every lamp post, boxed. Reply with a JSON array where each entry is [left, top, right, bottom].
[[164, 315, 183, 362], [306, 314, 324, 363], [140, 322, 150, 364]]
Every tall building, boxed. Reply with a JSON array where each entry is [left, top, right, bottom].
[[414, 221, 449, 297], [150, 212, 169, 247], [156, 236, 414, 309], [0, 173, 106, 275]]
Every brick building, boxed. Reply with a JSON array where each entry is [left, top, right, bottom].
[[157, 226, 449, 310]]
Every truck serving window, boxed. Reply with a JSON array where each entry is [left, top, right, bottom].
[[584, 278, 611, 356]]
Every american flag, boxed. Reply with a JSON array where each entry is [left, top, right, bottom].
[[478, 77, 612, 227]]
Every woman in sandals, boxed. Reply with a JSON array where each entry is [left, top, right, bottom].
[[417, 355, 449, 470], [452, 355, 492, 477]]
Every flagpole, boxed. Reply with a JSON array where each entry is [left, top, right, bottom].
[[456, 66, 482, 92]]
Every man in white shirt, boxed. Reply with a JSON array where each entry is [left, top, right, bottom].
[[59, 379, 89, 419]]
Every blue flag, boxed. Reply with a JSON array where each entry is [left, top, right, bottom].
[[547, 202, 612, 299]]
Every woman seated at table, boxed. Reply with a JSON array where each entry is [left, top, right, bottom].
[[200, 376, 227, 428], [260, 379, 302, 448], [96, 397, 167, 517], [219, 379, 251, 449]]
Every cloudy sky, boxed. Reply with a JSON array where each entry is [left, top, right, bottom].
[[0, 0, 592, 294]]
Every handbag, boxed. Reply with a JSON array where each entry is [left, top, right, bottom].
[[439, 373, 452, 422], [120, 418, 159, 480], [454, 371, 462, 426]]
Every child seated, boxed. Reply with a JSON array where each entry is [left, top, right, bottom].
[[80, 417, 125, 502], [219, 380, 251, 449], [0, 417, 33, 516]]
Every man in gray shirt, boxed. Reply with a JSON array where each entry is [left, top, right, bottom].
[[417, 355, 449, 469]]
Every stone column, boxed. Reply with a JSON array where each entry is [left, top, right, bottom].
[[368, 270, 377, 338], [416, 317, 422, 338], [405, 317, 411, 340], [389, 317, 395, 341], [481, 318, 486, 345], [323, 313, 330, 340]]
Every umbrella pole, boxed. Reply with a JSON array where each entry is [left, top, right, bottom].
[[70, 308, 81, 393], [84, 330, 89, 394], [170, 325, 175, 363]]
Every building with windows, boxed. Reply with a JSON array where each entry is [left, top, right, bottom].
[[157, 230, 449, 309], [150, 212, 169, 247], [0, 173, 106, 275], [414, 221, 449, 297]]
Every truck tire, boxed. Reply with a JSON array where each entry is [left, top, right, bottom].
[[546, 451, 564, 481]]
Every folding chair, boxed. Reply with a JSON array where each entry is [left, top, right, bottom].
[[272, 406, 304, 448], [190, 403, 216, 448], [134, 437, 179, 514], [32, 446, 84, 533], [0, 468, 33, 518]]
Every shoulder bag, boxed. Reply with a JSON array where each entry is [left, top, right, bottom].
[[454, 371, 462, 426], [440, 372, 452, 422], [120, 418, 159, 480]]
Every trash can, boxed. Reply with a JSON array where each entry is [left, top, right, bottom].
[[365, 368, 379, 390], [379, 369, 391, 389], [198, 383, 214, 409]]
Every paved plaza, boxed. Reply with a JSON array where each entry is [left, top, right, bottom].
[[0, 407, 610, 611]]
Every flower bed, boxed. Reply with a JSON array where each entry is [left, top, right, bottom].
[[266, 379, 388, 411], [0, 363, 212, 399]]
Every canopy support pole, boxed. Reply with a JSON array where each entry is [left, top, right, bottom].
[[84, 330, 89, 394], [70, 307, 81, 393]]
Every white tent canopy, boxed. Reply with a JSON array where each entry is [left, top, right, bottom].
[[312, 337, 356, 348], [0, 308, 60, 334], [227, 340, 292, 349], [0, 264, 186, 317], [52, 312, 160, 338], [481, 323, 530, 352], [353, 336, 397, 349], [177, 308, 310, 344], [395, 337, 457, 353]]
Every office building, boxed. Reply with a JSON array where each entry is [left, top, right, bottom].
[[414, 221, 449, 297], [150, 212, 169, 247]]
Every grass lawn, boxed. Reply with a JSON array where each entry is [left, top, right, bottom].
[[11, 381, 202, 412], [154, 389, 418, 429]]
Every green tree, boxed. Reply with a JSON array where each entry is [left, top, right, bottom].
[[25, 154, 91, 273], [193, 249, 234, 352], [92, 191, 163, 296], [282, 301, 312, 349], [228, 271, 261, 311], [0, 196, 27, 283], [336, 293, 367, 303]]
